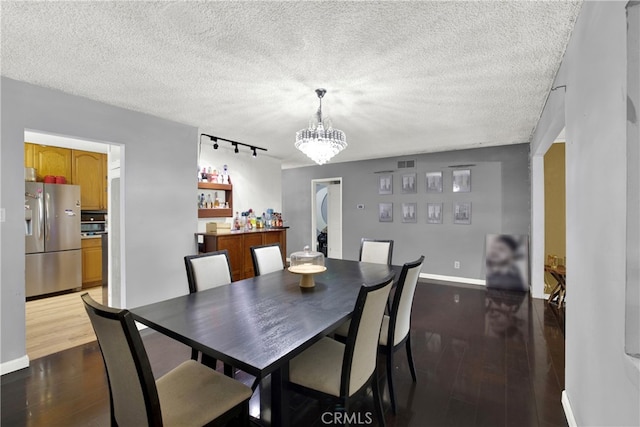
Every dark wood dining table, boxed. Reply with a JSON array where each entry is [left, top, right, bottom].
[[130, 258, 400, 426]]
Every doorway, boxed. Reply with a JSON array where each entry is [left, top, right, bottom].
[[311, 178, 343, 259], [23, 130, 125, 359]]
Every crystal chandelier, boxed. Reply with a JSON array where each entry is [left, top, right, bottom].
[[295, 88, 347, 165]]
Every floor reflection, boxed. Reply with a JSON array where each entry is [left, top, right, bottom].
[[485, 288, 528, 339]]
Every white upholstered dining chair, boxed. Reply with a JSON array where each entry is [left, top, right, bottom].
[[359, 238, 394, 265], [184, 250, 235, 374], [82, 293, 252, 427], [184, 250, 233, 293], [250, 243, 285, 276], [335, 255, 424, 414], [287, 276, 394, 427]]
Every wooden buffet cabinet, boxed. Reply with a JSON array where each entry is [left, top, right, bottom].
[[195, 228, 287, 281]]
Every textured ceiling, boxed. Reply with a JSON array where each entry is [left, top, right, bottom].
[[1, 1, 581, 168]]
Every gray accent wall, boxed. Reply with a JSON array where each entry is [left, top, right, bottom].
[[544, 2, 639, 425], [283, 144, 530, 280], [1, 78, 197, 368]]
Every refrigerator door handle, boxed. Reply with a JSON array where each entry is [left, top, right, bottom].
[[37, 191, 44, 241], [44, 192, 50, 243]]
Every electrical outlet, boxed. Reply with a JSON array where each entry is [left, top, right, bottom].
[[356, 204, 365, 210], [454, 261, 460, 269]]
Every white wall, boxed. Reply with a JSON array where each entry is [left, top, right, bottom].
[[1, 78, 198, 373], [542, 2, 639, 425], [196, 139, 282, 231]]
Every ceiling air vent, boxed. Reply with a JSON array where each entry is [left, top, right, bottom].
[[397, 159, 416, 169]]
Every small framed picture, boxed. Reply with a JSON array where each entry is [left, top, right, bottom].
[[401, 173, 417, 194], [453, 169, 471, 193], [426, 171, 443, 193], [426, 202, 443, 224], [453, 202, 471, 224], [379, 203, 393, 222], [378, 174, 393, 195], [402, 203, 417, 223]]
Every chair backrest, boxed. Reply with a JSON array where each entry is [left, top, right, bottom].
[[250, 243, 284, 276], [184, 250, 232, 293], [388, 256, 425, 347], [359, 239, 394, 265], [341, 276, 394, 397], [81, 293, 162, 426]]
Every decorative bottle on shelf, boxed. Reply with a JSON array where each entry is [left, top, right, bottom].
[[234, 212, 241, 230], [249, 210, 256, 229], [213, 192, 220, 208], [205, 194, 213, 209], [222, 165, 229, 184]]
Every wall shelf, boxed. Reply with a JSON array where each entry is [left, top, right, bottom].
[[198, 182, 232, 191], [198, 182, 233, 218]]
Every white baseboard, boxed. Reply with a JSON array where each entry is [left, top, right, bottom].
[[562, 390, 577, 427], [419, 273, 486, 286], [0, 354, 29, 376]]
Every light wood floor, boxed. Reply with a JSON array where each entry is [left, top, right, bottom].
[[26, 286, 102, 361]]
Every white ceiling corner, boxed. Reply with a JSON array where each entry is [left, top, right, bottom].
[[1, 1, 582, 168]]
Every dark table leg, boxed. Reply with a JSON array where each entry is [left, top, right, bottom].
[[273, 363, 290, 427]]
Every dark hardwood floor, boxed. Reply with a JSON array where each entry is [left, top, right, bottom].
[[1, 282, 566, 427]]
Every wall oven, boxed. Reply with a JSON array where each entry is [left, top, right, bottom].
[[81, 211, 107, 236]]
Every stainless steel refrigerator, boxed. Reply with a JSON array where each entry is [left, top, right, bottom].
[[25, 182, 82, 298]]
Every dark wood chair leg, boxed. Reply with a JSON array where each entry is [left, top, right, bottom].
[[190, 348, 198, 361], [406, 335, 417, 382], [372, 370, 386, 427], [386, 348, 397, 415]]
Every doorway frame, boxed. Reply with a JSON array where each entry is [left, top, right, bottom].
[[311, 177, 343, 259], [22, 130, 126, 308]]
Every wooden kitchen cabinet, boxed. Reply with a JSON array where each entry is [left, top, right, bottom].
[[196, 229, 287, 281], [81, 238, 102, 288], [24, 143, 36, 169], [32, 144, 72, 181], [72, 150, 107, 210]]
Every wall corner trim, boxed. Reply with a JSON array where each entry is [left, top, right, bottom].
[[562, 390, 578, 427], [0, 354, 29, 376], [419, 273, 486, 286]]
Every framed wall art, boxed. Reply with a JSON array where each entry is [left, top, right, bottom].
[[379, 203, 393, 222], [453, 202, 471, 224], [402, 203, 417, 223], [452, 169, 471, 193], [426, 202, 443, 224], [378, 174, 393, 195], [401, 173, 417, 193], [426, 171, 443, 193]]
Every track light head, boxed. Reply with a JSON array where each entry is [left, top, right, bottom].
[[210, 136, 219, 149], [252, 147, 257, 158], [233, 143, 239, 154]]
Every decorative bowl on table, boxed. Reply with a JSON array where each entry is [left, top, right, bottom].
[[288, 246, 326, 288]]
